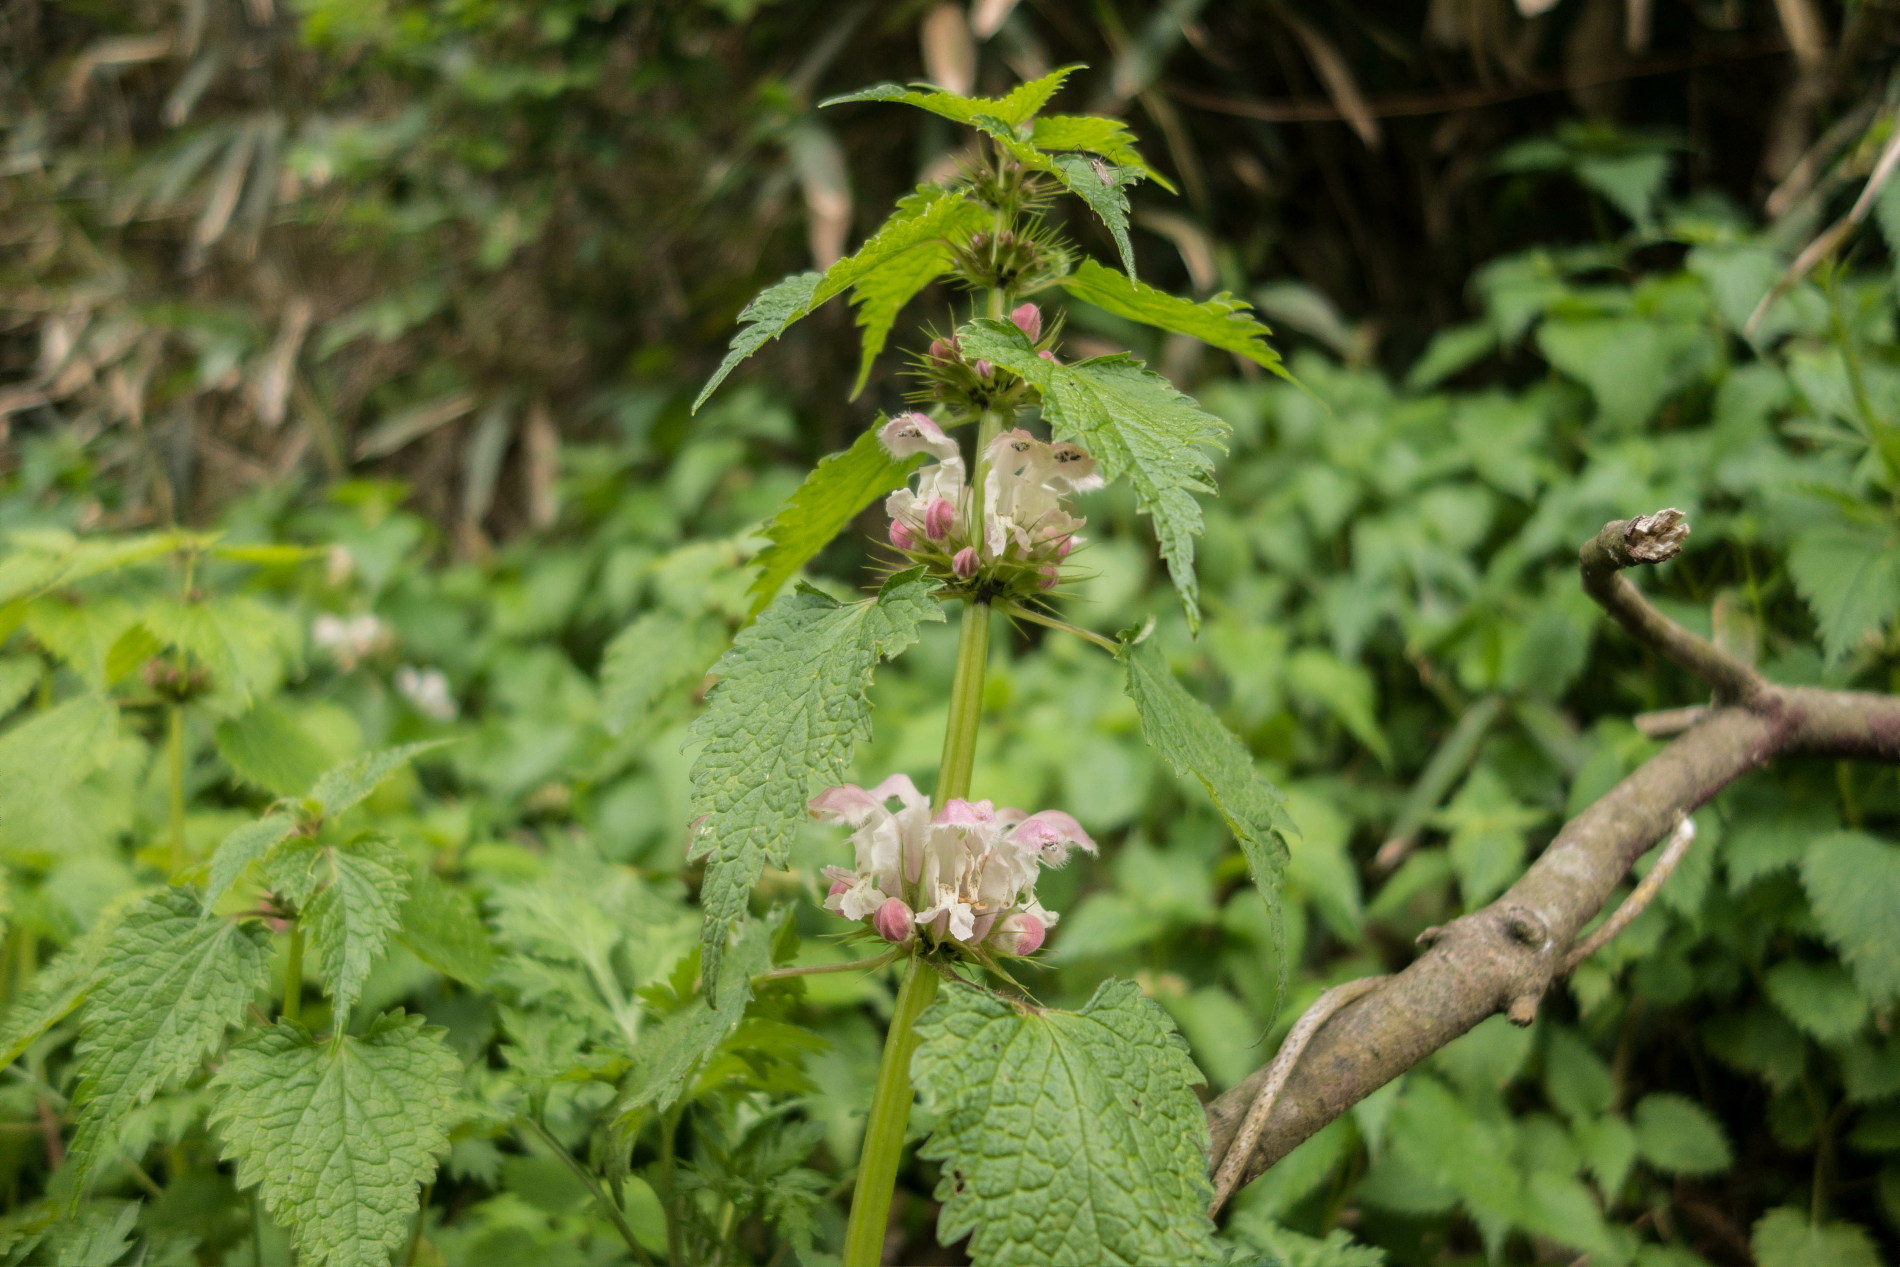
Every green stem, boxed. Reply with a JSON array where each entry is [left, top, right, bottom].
[[520, 1118, 657, 1267], [840, 956, 943, 1267], [935, 600, 992, 804], [281, 923, 304, 1024], [166, 703, 186, 874], [659, 1104, 685, 1267]]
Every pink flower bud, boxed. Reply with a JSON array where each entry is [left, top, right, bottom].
[[924, 498, 956, 541], [973, 360, 994, 379], [1011, 302, 1042, 342], [1038, 349, 1058, 363], [888, 519, 914, 550], [828, 879, 850, 899], [1039, 565, 1059, 590], [952, 547, 978, 579], [873, 898, 915, 944], [1054, 534, 1074, 558], [928, 338, 955, 366], [999, 913, 1045, 956]]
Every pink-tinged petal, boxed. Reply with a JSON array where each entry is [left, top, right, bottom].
[[952, 547, 978, 579], [1053, 534, 1075, 558], [933, 798, 995, 827], [1038, 349, 1059, 363], [1038, 565, 1060, 590], [1047, 442, 1103, 493], [968, 911, 999, 945], [1007, 810, 1098, 856], [928, 338, 955, 366], [864, 772, 927, 811], [985, 428, 1038, 465], [888, 519, 914, 550], [873, 898, 916, 944], [1010, 302, 1042, 342], [879, 412, 957, 461], [973, 359, 994, 379], [924, 497, 957, 540], [810, 783, 888, 825]]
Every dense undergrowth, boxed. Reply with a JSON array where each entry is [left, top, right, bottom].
[[3, 146, 1900, 1262]]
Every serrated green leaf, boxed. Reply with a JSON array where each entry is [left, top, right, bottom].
[[215, 699, 352, 799], [0, 694, 118, 860], [692, 272, 822, 414], [1058, 260, 1286, 375], [210, 1011, 463, 1267], [0, 908, 127, 1074], [809, 186, 987, 313], [612, 922, 769, 1123], [1030, 115, 1173, 191], [1750, 1206, 1882, 1267], [744, 426, 922, 617], [309, 739, 449, 818], [913, 978, 1219, 1267], [396, 860, 493, 987], [688, 572, 942, 986], [0, 657, 38, 719], [1801, 831, 1900, 1005], [0, 530, 196, 607], [1632, 1092, 1732, 1176], [101, 623, 161, 686], [45, 1200, 139, 1267], [1120, 635, 1291, 1009], [1765, 959, 1870, 1044], [141, 595, 298, 704], [1048, 153, 1141, 276], [1787, 522, 1900, 664], [66, 890, 271, 1192], [848, 238, 953, 398], [265, 837, 409, 1015], [204, 814, 296, 909], [960, 318, 1226, 629], [599, 610, 725, 734], [821, 66, 1081, 130], [23, 597, 140, 690]]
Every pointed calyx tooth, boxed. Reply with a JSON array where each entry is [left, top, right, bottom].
[[1624, 508, 1689, 563]]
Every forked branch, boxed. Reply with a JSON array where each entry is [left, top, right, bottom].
[[1206, 509, 1900, 1197]]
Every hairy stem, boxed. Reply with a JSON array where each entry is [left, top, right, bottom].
[[166, 703, 186, 874], [841, 955, 942, 1267], [935, 599, 992, 803], [281, 923, 304, 1024]]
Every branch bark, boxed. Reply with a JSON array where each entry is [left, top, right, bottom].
[[1206, 510, 1900, 1194]]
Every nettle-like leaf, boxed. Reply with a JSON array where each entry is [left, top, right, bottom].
[[141, 594, 300, 705], [695, 186, 988, 411], [265, 836, 410, 1016], [0, 694, 118, 858], [688, 571, 942, 986], [744, 425, 922, 617], [821, 65, 1081, 132], [913, 978, 1220, 1267], [613, 921, 771, 1124], [1786, 520, 1900, 664], [308, 739, 449, 818], [693, 271, 821, 413], [1801, 830, 1900, 1004], [600, 608, 727, 735], [1049, 153, 1142, 277], [0, 905, 128, 1074], [1120, 634, 1293, 1005], [1029, 116, 1173, 191], [1057, 259, 1288, 376], [1750, 1206, 1883, 1267], [66, 889, 271, 1191], [210, 1011, 463, 1267], [397, 860, 494, 987], [961, 318, 1228, 630], [0, 529, 198, 607], [205, 813, 295, 909]]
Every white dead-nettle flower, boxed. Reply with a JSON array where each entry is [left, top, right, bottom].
[[878, 412, 1099, 596], [811, 773, 1095, 956], [324, 544, 356, 587], [394, 665, 458, 721], [311, 612, 391, 670]]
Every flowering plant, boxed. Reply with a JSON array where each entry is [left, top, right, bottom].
[[684, 67, 1294, 1267]]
